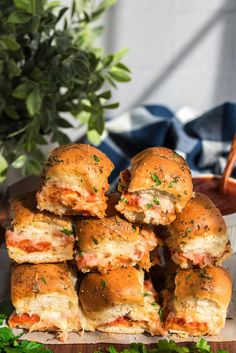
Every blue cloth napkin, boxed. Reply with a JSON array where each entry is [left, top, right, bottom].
[[81, 102, 236, 184]]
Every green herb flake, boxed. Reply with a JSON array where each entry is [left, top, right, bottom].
[[150, 173, 162, 186], [186, 227, 192, 233], [41, 276, 47, 285], [93, 186, 98, 193], [79, 250, 84, 257], [92, 154, 100, 163], [132, 225, 137, 232], [151, 301, 158, 307], [61, 228, 74, 236], [168, 176, 180, 188], [101, 279, 107, 288], [158, 307, 164, 322], [186, 274, 192, 281], [143, 292, 151, 297], [120, 197, 128, 204], [93, 237, 98, 245], [146, 203, 153, 209], [153, 197, 160, 205]]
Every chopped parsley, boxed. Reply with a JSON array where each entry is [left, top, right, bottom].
[[146, 203, 153, 209], [78, 250, 84, 257], [93, 186, 98, 193], [92, 154, 100, 163], [41, 276, 47, 285], [158, 307, 164, 322], [120, 197, 128, 204], [92, 237, 98, 245], [168, 176, 180, 188], [101, 279, 107, 287], [153, 197, 160, 205], [186, 274, 192, 281], [61, 228, 74, 236], [132, 225, 137, 232], [150, 173, 162, 186], [143, 292, 151, 297], [151, 301, 158, 307]]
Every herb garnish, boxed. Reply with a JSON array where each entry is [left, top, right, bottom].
[[132, 225, 137, 232], [153, 197, 160, 205], [61, 228, 74, 236], [41, 276, 47, 285], [151, 173, 162, 186], [92, 154, 100, 163], [93, 187, 98, 193], [120, 197, 128, 204], [168, 176, 179, 188], [158, 307, 164, 322], [93, 237, 99, 245], [143, 292, 151, 297], [101, 279, 107, 287], [146, 203, 153, 209]]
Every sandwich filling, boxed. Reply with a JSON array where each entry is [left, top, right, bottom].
[[37, 180, 108, 217], [116, 170, 178, 225], [6, 223, 74, 254], [76, 228, 158, 272], [166, 235, 232, 268]]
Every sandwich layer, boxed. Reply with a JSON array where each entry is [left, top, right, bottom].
[[116, 147, 193, 225], [36, 144, 114, 217], [166, 193, 232, 268]]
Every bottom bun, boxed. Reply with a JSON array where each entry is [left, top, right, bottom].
[[7, 245, 73, 263]]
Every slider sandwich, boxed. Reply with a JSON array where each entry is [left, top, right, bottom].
[[116, 147, 193, 225], [37, 144, 114, 217], [79, 267, 166, 335], [166, 192, 232, 268], [6, 193, 74, 264], [9, 263, 83, 341], [165, 266, 232, 336], [75, 193, 160, 273]]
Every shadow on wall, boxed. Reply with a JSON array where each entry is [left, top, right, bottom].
[[104, 0, 236, 109]]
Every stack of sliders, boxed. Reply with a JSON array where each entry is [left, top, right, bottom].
[[5, 144, 233, 341]]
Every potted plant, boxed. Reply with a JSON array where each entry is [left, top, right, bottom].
[[0, 0, 131, 183]]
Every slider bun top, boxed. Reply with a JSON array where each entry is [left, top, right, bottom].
[[128, 147, 192, 208], [175, 266, 232, 309], [75, 193, 153, 251], [11, 263, 76, 305], [42, 144, 114, 193], [11, 193, 71, 229], [168, 192, 227, 243], [79, 267, 144, 315]]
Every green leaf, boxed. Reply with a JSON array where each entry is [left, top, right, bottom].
[[87, 129, 102, 145], [115, 62, 131, 72], [7, 60, 22, 77], [109, 67, 131, 82], [98, 90, 112, 99], [26, 89, 42, 116], [1, 36, 20, 51], [88, 112, 104, 134], [13, 0, 34, 14], [12, 83, 32, 99], [12, 155, 27, 169], [113, 48, 129, 62], [76, 111, 91, 124], [0, 155, 7, 183], [7, 10, 32, 24], [103, 102, 119, 109], [4, 106, 20, 120], [56, 117, 73, 128], [196, 339, 211, 351]]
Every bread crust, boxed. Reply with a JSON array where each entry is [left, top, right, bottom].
[[129, 147, 193, 207], [11, 263, 77, 306], [168, 192, 227, 243], [175, 266, 232, 309], [11, 192, 72, 229], [79, 267, 144, 315]]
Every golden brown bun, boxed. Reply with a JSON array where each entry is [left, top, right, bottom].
[[11, 263, 76, 305], [175, 266, 232, 309], [168, 192, 227, 241], [79, 267, 144, 316], [11, 193, 72, 229], [129, 147, 192, 208], [40, 144, 113, 194], [36, 144, 114, 217]]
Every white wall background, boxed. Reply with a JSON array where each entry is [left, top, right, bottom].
[[63, 0, 236, 114]]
